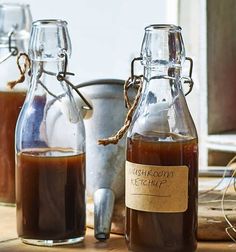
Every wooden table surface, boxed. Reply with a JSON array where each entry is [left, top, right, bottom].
[[0, 206, 236, 252]]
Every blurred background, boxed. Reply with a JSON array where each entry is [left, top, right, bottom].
[[2, 0, 178, 81], [2, 0, 236, 168]]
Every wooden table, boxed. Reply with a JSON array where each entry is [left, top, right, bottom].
[[0, 206, 236, 252]]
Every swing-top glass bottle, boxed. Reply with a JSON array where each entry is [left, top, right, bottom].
[[15, 20, 86, 246], [125, 24, 198, 252], [0, 3, 31, 204]]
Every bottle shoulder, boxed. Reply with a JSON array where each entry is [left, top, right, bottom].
[[128, 94, 198, 141]]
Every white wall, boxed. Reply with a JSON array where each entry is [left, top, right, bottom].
[[3, 0, 178, 82]]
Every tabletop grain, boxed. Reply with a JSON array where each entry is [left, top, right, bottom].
[[0, 205, 235, 252]]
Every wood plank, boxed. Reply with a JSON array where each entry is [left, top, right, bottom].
[[0, 229, 127, 252], [0, 231, 235, 252], [198, 191, 236, 240], [0, 228, 236, 252], [208, 151, 236, 166], [0, 206, 236, 251], [207, 132, 236, 153], [198, 242, 236, 251], [0, 205, 17, 242]]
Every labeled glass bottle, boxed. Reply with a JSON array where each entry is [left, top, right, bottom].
[[0, 3, 32, 204], [125, 25, 198, 252], [15, 20, 86, 246]]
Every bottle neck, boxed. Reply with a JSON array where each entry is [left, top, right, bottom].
[[30, 59, 68, 96], [129, 64, 197, 140], [26, 59, 81, 124], [142, 65, 183, 102], [143, 65, 181, 80]]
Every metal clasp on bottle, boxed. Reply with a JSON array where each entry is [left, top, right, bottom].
[[129, 56, 194, 96], [57, 52, 93, 110], [0, 28, 19, 64], [183, 57, 194, 96], [27, 51, 93, 111]]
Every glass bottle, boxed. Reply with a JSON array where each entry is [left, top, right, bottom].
[[125, 25, 198, 252], [15, 20, 86, 246], [0, 3, 32, 204]]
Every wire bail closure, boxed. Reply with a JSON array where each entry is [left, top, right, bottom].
[[125, 57, 143, 108], [131, 56, 194, 96], [131, 57, 143, 81], [183, 57, 194, 96], [8, 29, 19, 56], [0, 28, 19, 64], [56, 52, 93, 111], [6, 51, 93, 111], [98, 55, 195, 146]]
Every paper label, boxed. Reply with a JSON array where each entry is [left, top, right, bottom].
[[125, 161, 189, 213]]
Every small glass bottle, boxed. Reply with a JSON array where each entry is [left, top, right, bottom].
[[125, 25, 198, 252], [0, 3, 32, 204], [15, 20, 86, 246]]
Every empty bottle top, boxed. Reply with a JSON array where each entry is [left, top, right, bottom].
[[141, 24, 185, 68], [0, 3, 32, 40], [29, 19, 72, 61]]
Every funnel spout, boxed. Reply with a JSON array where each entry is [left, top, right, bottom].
[[94, 188, 115, 241]]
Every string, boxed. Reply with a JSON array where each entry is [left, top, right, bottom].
[[6, 53, 92, 111], [199, 155, 236, 242], [221, 156, 236, 242], [7, 53, 31, 89], [98, 75, 143, 146]]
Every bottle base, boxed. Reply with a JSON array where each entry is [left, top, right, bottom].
[[21, 236, 84, 246]]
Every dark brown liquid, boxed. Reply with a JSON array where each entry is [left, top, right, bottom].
[[126, 133, 198, 252], [16, 150, 86, 240], [0, 91, 26, 203]]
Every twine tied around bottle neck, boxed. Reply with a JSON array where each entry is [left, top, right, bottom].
[[98, 75, 143, 146], [7, 52, 93, 113], [7, 53, 31, 89]]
